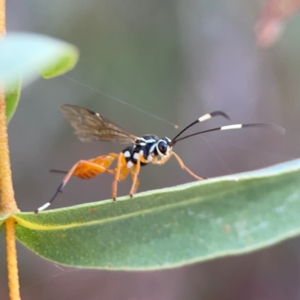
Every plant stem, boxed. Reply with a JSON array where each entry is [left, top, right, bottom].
[[0, 0, 17, 217], [0, 1, 21, 299], [0, 87, 18, 214], [0, 0, 5, 35], [5, 217, 21, 300]]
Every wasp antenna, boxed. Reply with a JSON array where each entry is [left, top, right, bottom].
[[218, 123, 285, 135], [172, 111, 231, 142], [198, 111, 230, 122], [226, 123, 285, 135], [173, 122, 285, 143]]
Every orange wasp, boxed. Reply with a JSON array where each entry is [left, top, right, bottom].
[[35, 105, 284, 213]]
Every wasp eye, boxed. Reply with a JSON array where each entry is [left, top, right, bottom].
[[158, 141, 168, 154]]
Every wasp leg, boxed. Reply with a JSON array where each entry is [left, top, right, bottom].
[[35, 155, 116, 213], [130, 171, 140, 197], [129, 155, 142, 197], [112, 153, 147, 200], [73, 154, 117, 179], [151, 154, 171, 165], [153, 151, 205, 181], [112, 152, 127, 201]]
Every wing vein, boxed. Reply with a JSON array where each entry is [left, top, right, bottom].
[[60, 105, 137, 144]]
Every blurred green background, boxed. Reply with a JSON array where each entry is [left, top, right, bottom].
[[2, 0, 300, 299]]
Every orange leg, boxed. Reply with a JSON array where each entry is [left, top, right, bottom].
[[35, 155, 117, 213], [153, 151, 205, 181], [130, 171, 140, 196], [112, 152, 127, 201], [112, 153, 148, 200], [129, 155, 141, 197], [64, 160, 113, 181]]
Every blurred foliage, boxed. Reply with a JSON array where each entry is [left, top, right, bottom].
[[0, 33, 78, 123], [256, 0, 300, 47], [4, 76, 21, 122]]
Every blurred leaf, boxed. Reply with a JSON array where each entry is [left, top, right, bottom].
[[0, 213, 10, 226], [14, 159, 300, 270], [37, 50, 78, 79], [0, 32, 79, 89], [256, 0, 300, 47], [5, 75, 21, 123]]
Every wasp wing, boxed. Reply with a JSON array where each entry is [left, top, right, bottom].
[[60, 105, 138, 144]]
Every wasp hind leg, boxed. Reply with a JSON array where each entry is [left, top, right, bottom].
[[35, 154, 117, 213]]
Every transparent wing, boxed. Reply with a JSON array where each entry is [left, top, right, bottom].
[[60, 105, 138, 144]]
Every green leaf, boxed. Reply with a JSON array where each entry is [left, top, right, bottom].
[[0, 32, 79, 89], [38, 53, 77, 79], [0, 213, 10, 226], [14, 159, 300, 270], [5, 75, 21, 123]]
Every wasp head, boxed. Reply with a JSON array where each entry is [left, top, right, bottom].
[[156, 137, 172, 157]]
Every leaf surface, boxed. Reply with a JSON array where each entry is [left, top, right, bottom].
[[0, 32, 78, 89], [14, 159, 300, 270], [5, 75, 21, 123], [0, 213, 9, 226]]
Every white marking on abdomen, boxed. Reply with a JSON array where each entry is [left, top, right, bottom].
[[133, 153, 139, 160], [124, 151, 131, 158], [127, 161, 134, 168], [147, 155, 153, 161], [221, 124, 242, 130], [199, 114, 211, 122], [139, 150, 144, 156]]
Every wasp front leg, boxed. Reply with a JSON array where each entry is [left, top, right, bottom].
[[112, 152, 129, 200], [153, 151, 205, 181], [129, 159, 141, 197], [129, 154, 148, 197], [130, 171, 140, 196]]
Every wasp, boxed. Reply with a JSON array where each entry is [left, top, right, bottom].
[[35, 105, 285, 213]]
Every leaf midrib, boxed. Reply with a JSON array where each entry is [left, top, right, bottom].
[[14, 185, 242, 231]]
